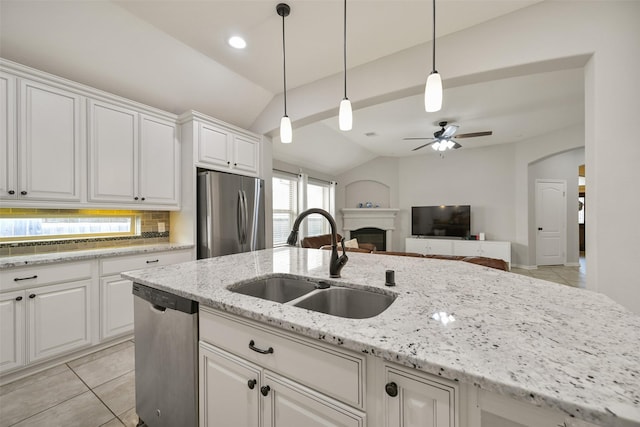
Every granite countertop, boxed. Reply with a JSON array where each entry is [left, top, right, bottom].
[[122, 247, 640, 427], [0, 243, 193, 269]]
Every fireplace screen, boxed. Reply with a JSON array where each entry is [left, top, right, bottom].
[[350, 227, 386, 251]]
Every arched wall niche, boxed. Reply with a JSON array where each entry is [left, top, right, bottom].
[[345, 180, 391, 208]]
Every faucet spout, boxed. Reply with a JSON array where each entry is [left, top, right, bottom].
[[286, 208, 348, 278]]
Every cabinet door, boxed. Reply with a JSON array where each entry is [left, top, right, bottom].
[[89, 100, 138, 203], [384, 367, 456, 427], [0, 290, 26, 373], [138, 115, 179, 206], [452, 241, 479, 257], [19, 79, 82, 201], [199, 342, 261, 427], [198, 122, 231, 168], [263, 371, 365, 427], [27, 280, 91, 363], [100, 275, 134, 340], [426, 239, 454, 256], [232, 134, 259, 175], [478, 242, 510, 263], [0, 72, 16, 199]]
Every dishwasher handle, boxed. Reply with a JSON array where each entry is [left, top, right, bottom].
[[132, 282, 198, 314]]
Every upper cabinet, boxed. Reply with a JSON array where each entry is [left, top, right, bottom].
[[1, 73, 82, 203], [87, 99, 180, 209], [182, 112, 261, 178]]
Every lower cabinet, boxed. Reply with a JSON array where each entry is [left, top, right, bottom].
[[383, 364, 458, 427], [0, 290, 26, 373]]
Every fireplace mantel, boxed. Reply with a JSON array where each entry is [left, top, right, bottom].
[[341, 208, 399, 251]]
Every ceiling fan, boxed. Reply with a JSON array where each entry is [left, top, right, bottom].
[[403, 121, 492, 151]]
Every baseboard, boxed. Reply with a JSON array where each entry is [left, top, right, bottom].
[[564, 262, 580, 267], [511, 264, 537, 270]]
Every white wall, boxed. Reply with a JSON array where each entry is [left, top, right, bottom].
[[528, 147, 585, 266]]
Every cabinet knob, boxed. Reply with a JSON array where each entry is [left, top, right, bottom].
[[134, 196, 139, 201], [247, 379, 257, 390], [260, 385, 270, 396], [20, 191, 27, 195], [141, 197, 145, 201], [227, 161, 230, 165], [15, 296, 23, 301], [8, 190, 15, 195], [29, 294, 36, 299], [385, 382, 398, 397], [234, 163, 237, 166]]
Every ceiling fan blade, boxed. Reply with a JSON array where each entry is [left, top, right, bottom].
[[452, 141, 463, 149], [440, 124, 459, 138], [454, 131, 492, 139], [412, 141, 435, 151], [403, 137, 434, 141]]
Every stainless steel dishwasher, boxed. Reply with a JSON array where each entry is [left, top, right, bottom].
[[132, 283, 198, 427]]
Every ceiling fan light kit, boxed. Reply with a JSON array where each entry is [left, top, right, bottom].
[[277, 3, 292, 143], [339, 0, 353, 131], [424, 0, 443, 113]]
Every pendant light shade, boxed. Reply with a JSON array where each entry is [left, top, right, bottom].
[[424, 0, 443, 113], [339, 0, 352, 131], [280, 116, 292, 144], [277, 3, 292, 143]]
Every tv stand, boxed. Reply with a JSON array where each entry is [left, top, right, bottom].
[[405, 237, 511, 270]]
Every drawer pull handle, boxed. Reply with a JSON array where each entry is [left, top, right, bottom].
[[14, 275, 38, 282], [146, 259, 159, 264], [385, 382, 398, 397], [29, 294, 36, 299], [15, 296, 23, 301], [247, 379, 257, 390], [249, 340, 274, 355], [260, 385, 270, 396]]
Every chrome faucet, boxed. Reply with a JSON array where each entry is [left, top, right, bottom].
[[286, 208, 348, 278]]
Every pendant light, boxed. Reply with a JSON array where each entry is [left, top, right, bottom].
[[424, 0, 443, 112], [277, 3, 292, 143], [338, 0, 352, 131]]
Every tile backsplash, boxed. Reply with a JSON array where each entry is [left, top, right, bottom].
[[0, 209, 170, 257]]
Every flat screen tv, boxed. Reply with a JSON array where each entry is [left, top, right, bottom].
[[411, 205, 471, 238]]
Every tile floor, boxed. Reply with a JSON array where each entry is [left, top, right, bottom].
[[0, 256, 586, 427], [0, 340, 138, 427]]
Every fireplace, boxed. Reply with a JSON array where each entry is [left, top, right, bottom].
[[350, 227, 386, 251], [341, 208, 399, 251]]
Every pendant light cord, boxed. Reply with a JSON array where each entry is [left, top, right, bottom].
[[432, 0, 436, 72], [282, 12, 288, 115], [343, 0, 347, 99]]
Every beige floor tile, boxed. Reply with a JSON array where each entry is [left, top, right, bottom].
[[0, 363, 69, 397], [0, 366, 88, 427], [68, 340, 134, 370], [119, 407, 141, 427], [94, 371, 136, 417], [11, 390, 113, 427], [70, 345, 135, 389], [101, 418, 125, 427]]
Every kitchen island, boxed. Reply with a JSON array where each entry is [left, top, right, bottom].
[[122, 247, 640, 427]]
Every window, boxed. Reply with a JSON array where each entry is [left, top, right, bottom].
[[0, 210, 139, 243], [272, 171, 336, 247], [272, 174, 298, 246]]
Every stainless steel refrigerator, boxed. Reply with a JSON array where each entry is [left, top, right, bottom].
[[197, 169, 265, 259]]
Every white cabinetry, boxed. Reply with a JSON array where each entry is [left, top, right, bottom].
[[452, 241, 511, 268], [383, 364, 458, 427], [0, 261, 93, 373], [88, 100, 179, 209], [405, 238, 453, 255], [199, 308, 366, 427], [1, 74, 82, 202], [99, 249, 192, 340]]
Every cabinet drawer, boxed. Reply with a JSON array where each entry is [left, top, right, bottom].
[[0, 261, 92, 292], [100, 249, 191, 276], [200, 308, 365, 409]]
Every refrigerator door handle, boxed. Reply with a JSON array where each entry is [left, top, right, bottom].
[[237, 190, 244, 244], [242, 190, 249, 245]]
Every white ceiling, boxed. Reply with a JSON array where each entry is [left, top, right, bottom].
[[0, 0, 584, 176]]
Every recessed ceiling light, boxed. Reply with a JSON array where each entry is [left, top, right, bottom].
[[228, 36, 247, 49]]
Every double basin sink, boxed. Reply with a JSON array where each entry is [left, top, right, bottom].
[[228, 275, 396, 319]]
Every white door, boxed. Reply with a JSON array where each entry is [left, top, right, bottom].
[[384, 369, 454, 427], [199, 342, 261, 427], [27, 280, 91, 362], [0, 290, 26, 373], [139, 114, 179, 206], [19, 79, 81, 201], [536, 180, 567, 266], [100, 276, 134, 340], [0, 72, 16, 199]]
